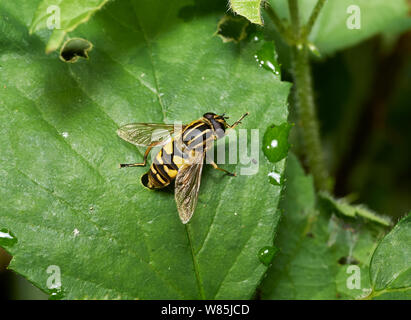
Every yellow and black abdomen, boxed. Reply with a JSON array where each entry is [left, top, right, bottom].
[[142, 119, 214, 189], [142, 138, 181, 189]]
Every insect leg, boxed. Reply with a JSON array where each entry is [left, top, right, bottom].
[[209, 160, 236, 177], [119, 142, 157, 168]]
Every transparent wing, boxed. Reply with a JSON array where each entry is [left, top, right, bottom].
[[117, 123, 184, 147], [175, 150, 205, 224]]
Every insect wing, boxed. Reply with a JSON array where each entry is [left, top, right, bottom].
[[175, 150, 205, 224], [117, 123, 184, 147]]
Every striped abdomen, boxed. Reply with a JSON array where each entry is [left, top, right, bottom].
[[143, 119, 215, 189]]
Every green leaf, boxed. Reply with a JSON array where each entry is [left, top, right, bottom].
[[0, 0, 291, 299], [368, 213, 411, 299], [29, 0, 109, 53], [266, 0, 411, 55], [229, 0, 263, 25], [319, 192, 392, 227], [259, 154, 387, 299]]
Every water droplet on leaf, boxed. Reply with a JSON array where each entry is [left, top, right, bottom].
[[268, 171, 282, 186], [49, 287, 65, 300], [263, 123, 291, 163], [255, 42, 281, 78], [258, 246, 278, 266], [73, 228, 80, 237], [0, 228, 17, 247]]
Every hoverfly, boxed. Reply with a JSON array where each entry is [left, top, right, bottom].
[[117, 112, 249, 224]]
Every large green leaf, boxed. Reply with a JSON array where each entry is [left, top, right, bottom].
[[259, 154, 387, 299], [265, 0, 411, 55], [368, 214, 411, 299], [0, 0, 291, 299]]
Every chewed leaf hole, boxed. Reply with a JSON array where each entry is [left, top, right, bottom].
[[59, 38, 93, 63], [216, 15, 249, 43], [338, 256, 359, 265], [178, 5, 196, 22]]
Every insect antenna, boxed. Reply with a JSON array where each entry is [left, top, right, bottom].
[[228, 112, 249, 129]]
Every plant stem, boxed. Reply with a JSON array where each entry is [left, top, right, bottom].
[[265, 0, 331, 191], [291, 45, 330, 191], [288, 0, 300, 35], [304, 0, 327, 37], [281, 0, 331, 190], [288, 0, 330, 191], [263, 2, 289, 41]]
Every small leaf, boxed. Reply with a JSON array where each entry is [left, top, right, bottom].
[[230, 0, 263, 25], [319, 192, 392, 227], [369, 213, 411, 299]]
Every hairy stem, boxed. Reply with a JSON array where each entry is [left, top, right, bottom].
[[291, 46, 330, 191], [288, 0, 300, 35], [303, 0, 326, 37], [264, 0, 330, 190]]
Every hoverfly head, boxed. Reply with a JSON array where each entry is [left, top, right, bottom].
[[203, 112, 227, 138]]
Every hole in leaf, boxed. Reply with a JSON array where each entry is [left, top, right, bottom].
[[338, 256, 359, 265], [216, 15, 249, 43], [59, 38, 93, 63]]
